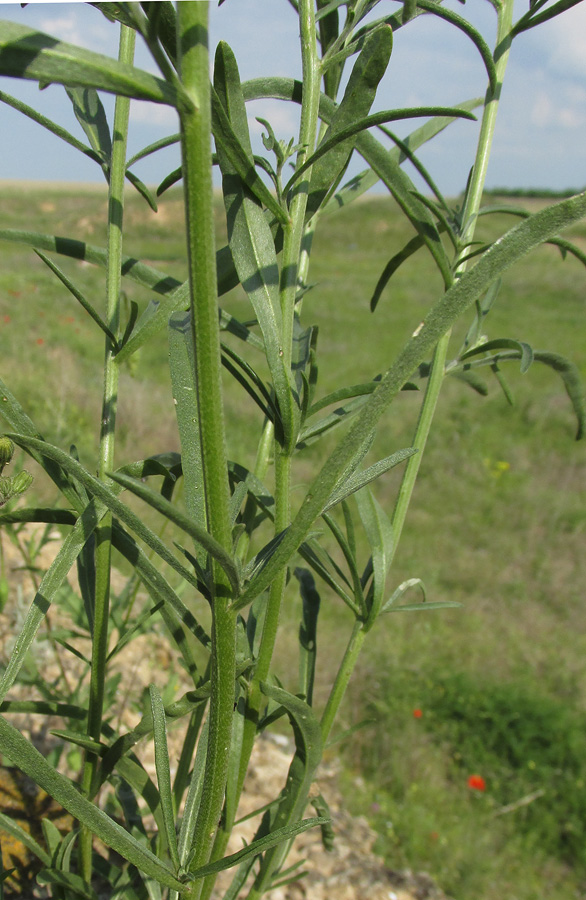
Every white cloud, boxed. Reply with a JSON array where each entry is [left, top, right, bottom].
[[130, 101, 179, 130], [531, 4, 586, 80], [39, 10, 111, 54]]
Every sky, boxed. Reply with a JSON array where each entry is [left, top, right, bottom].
[[0, 1, 585, 197]]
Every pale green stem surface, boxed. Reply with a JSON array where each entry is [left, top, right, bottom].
[[176, 3, 236, 890], [79, 23, 135, 884]]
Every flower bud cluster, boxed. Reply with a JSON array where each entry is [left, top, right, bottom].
[[0, 436, 33, 507]]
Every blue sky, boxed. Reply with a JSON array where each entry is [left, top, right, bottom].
[[0, 1, 585, 196]]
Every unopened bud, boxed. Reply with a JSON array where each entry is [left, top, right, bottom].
[[11, 471, 33, 496], [0, 436, 14, 473]]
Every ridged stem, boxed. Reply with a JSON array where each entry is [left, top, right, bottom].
[[176, 3, 236, 890], [79, 23, 135, 884]]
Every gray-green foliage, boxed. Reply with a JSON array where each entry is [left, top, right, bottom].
[[0, 2, 584, 898]]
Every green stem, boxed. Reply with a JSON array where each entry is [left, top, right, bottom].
[[320, 620, 366, 744], [321, 0, 515, 748], [176, 3, 236, 888], [391, 0, 514, 558], [279, 0, 320, 373], [79, 23, 135, 884], [198, 10, 322, 894]]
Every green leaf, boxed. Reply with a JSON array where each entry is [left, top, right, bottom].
[[65, 86, 112, 168], [0, 21, 183, 107], [323, 98, 482, 214], [36, 868, 99, 900], [149, 685, 181, 870], [0, 717, 187, 892], [512, 0, 584, 35], [416, 1, 497, 93], [294, 567, 321, 705], [247, 684, 323, 893], [109, 471, 240, 595], [304, 25, 392, 216], [453, 348, 586, 439], [188, 817, 327, 881], [126, 133, 180, 169], [354, 488, 393, 625], [112, 522, 212, 656], [242, 77, 453, 289], [0, 810, 51, 867], [214, 42, 297, 449], [212, 47, 288, 226], [125, 169, 158, 212], [0, 498, 107, 703], [236, 189, 586, 608], [35, 250, 118, 347], [0, 88, 102, 166], [168, 311, 206, 557], [323, 447, 417, 513], [0, 507, 76, 526], [8, 435, 201, 594], [380, 577, 426, 614], [290, 106, 476, 203], [383, 600, 462, 613], [460, 338, 534, 374]]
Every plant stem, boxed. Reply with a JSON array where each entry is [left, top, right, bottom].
[[79, 23, 135, 884], [390, 0, 514, 559], [198, 9, 322, 894], [320, 619, 366, 744], [322, 0, 515, 745], [176, 2, 236, 887]]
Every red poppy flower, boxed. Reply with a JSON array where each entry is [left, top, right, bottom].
[[413, 708, 423, 719], [467, 774, 486, 791], [36, 338, 45, 346]]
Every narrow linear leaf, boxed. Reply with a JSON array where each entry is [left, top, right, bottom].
[[236, 188, 586, 606], [512, 0, 583, 34], [0, 717, 187, 892], [385, 601, 462, 613], [243, 77, 453, 288], [214, 42, 296, 448], [0, 89, 102, 166], [0, 811, 51, 867], [355, 488, 393, 625], [149, 685, 181, 870], [36, 869, 98, 900], [168, 311, 206, 555], [294, 567, 320, 705], [460, 338, 534, 374], [8, 434, 201, 593], [126, 133, 180, 169], [109, 471, 240, 596], [248, 684, 323, 893], [324, 98, 482, 214], [189, 817, 327, 881], [323, 447, 417, 513], [0, 498, 106, 703], [125, 169, 158, 212], [289, 105, 476, 196], [211, 76, 289, 226], [416, 1, 497, 93], [65, 85, 111, 167], [305, 25, 393, 217], [0, 21, 182, 107], [35, 250, 118, 346]]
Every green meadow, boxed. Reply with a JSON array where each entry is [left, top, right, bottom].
[[1, 183, 585, 900]]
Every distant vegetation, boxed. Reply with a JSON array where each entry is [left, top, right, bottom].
[[485, 187, 586, 199]]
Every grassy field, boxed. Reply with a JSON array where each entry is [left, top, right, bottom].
[[1, 183, 585, 899]]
